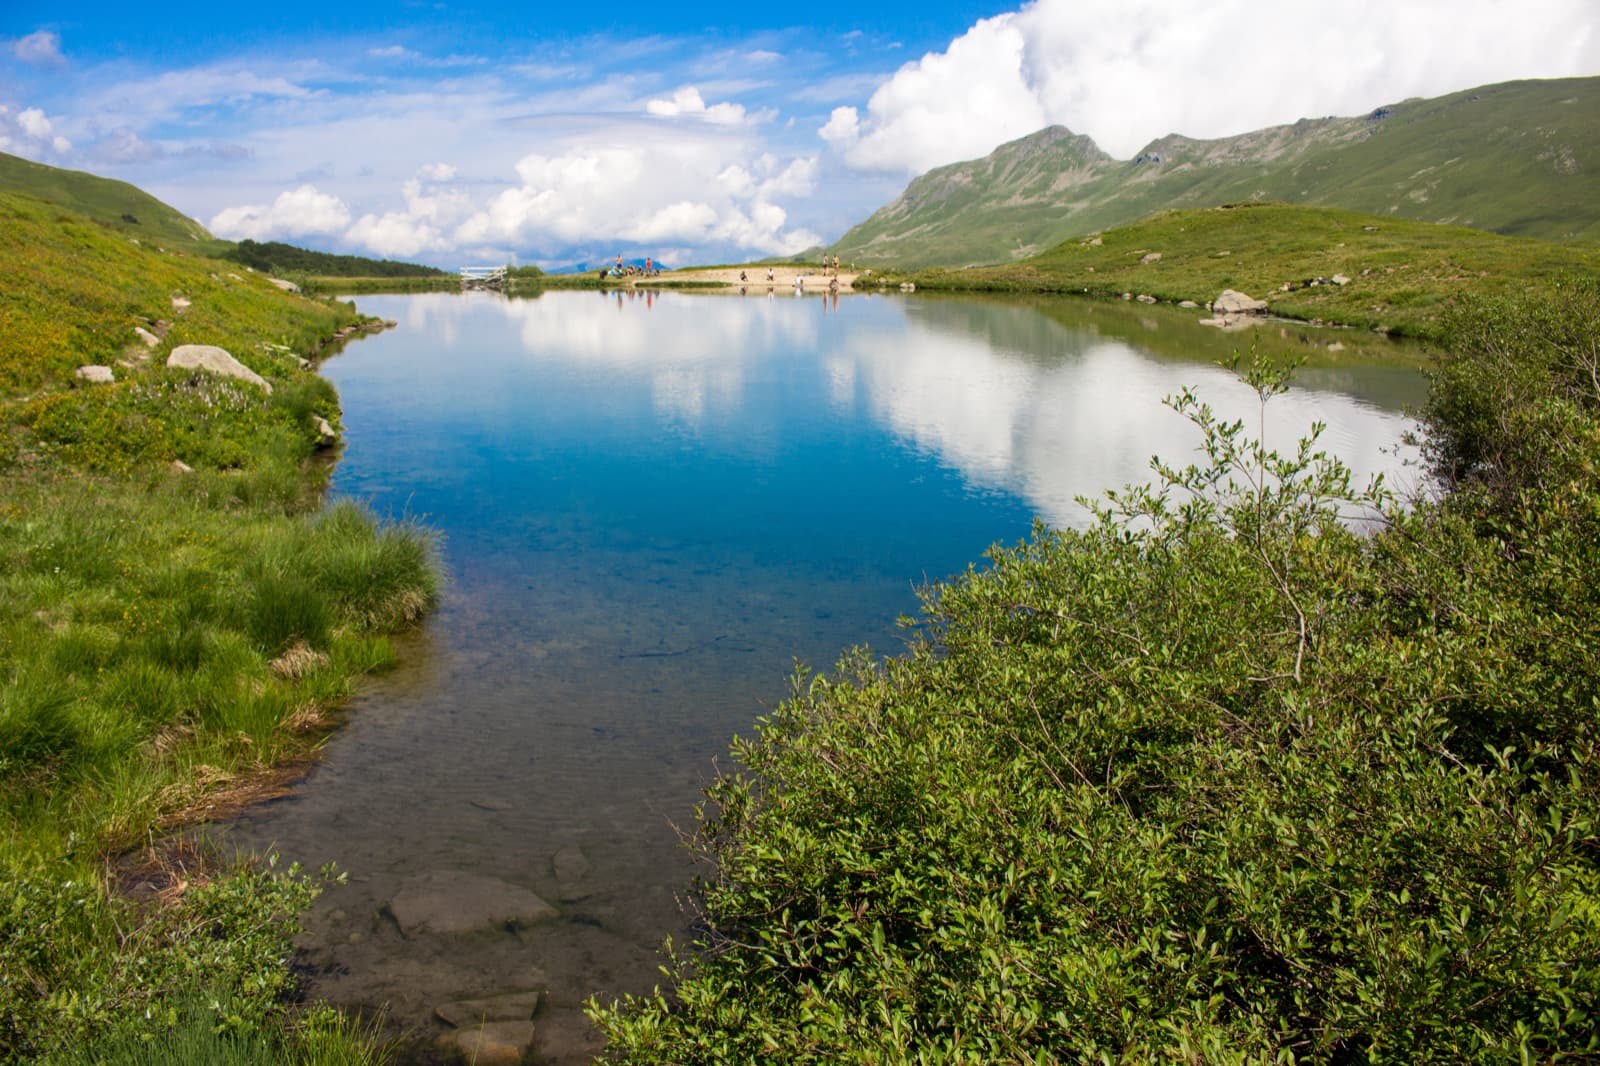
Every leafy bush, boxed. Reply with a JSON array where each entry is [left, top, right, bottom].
[[0, 858, 326, 1064], [593, 315, 1600, 1061]]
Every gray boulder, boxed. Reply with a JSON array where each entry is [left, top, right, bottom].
[[1212, 289, 1268, 315], [1140, 252, 1162, 264], [74, 365, 115, 384], [388, 871, 557, 936], [313, 416, 337, 448], [166, 345, 272, 393], [269, 278, 300, 293], [133, 326, 160, 348]]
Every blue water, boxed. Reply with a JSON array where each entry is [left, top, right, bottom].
[[230, 288, 1423, 1061]]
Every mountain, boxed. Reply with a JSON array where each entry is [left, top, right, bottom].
[[830, 77, 1600, 269], [0, 151, 224, 254]]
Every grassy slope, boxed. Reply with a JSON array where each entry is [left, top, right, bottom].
[[864, 202, 1600, 341], [0, 192, 435, 1062], [0, 151, 226, 256], [832, 77, 1600, 268]]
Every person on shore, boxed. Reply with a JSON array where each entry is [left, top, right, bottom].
[[767, 267, 775, 283], [646, 256, 653, 275]]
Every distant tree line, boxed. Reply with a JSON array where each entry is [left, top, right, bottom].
[[221, 239, 449, 278]]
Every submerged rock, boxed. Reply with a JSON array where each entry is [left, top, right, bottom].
[[388, 871, 557, 936], [440, 1021, 537, 1066], [167, 345, 272, 393], [552, 845, 592, 897], [435, 988, 543, 1029]]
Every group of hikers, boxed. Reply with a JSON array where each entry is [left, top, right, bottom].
[[603, 254, 661, 279]]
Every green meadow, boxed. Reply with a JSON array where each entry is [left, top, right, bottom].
[[0, 190, 437, 1063], [864, 202, 1600, 341]]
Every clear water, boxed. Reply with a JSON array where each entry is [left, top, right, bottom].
[[226, 289, 1425, 1061]]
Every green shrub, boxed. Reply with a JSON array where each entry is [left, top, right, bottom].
[[593, 323, 1600, 1061]]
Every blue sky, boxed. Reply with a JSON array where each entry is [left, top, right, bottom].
[[3, 1, 1597, 268]]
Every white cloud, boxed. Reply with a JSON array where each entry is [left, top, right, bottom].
[[0, 105, 71, 157], [645, 85, 755, 126], [17, 108, 53, 140], [452, 130, 820, 257], [368, 45, 415, 59], [210, 184, 352, 240], [417, 162, 457, 181], [12, 30, 64, 65], [818, 106, 860, 148], [832, 0, 1600, 172]]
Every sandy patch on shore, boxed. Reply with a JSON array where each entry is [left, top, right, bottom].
[[646, 265, 862, 292]]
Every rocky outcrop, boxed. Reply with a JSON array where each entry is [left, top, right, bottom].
[[166, 345, 272, 393], [1140, 251, 1162, 264], [134, 326, 160, 348], [313, 416, 337, 448], [269, 278, 300, 293], [74, 365, 115, 384]]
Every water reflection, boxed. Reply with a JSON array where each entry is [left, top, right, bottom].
[[226, 289, 1423, 1064], [399, 289, 1419, 527]]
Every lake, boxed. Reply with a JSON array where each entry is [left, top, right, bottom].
[[225, 288, 1425, 1061]]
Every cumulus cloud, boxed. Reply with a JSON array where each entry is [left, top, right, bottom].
[[453, 132, 820, 257], [645, 86, 758, 126], [344, 175, 476, 257], [829, 0, 1600, 172], [17, 108, 53, 140], [0, 105, 71, 157], [12, 30, 64, 65], [417, 162, 457, 181], [210, 184, 352, 240]]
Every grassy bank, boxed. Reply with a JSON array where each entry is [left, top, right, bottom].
[[1, 191, 438, 1063], [594, 278, 1600, 1061], [862, 203, 1600, 341]]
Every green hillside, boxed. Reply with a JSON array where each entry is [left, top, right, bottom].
[[864, 202, 1600, 341], [0, 150, 225, 254], [832, 76, 1600, 268], [0, 153, 448, 277]]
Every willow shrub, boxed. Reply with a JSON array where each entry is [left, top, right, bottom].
[[593, 309, 1600, 1062]]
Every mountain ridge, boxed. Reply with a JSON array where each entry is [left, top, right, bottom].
[[829, 76, 1600, 268]]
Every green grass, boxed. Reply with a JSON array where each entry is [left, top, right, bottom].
[[0, 152, 226, 256], [863, 202, 1600, 341], [0, 190, 437, 1064], [831, 76, 1600, 268]]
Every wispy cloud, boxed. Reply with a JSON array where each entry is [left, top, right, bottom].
[[11, 30, 65, 66]]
